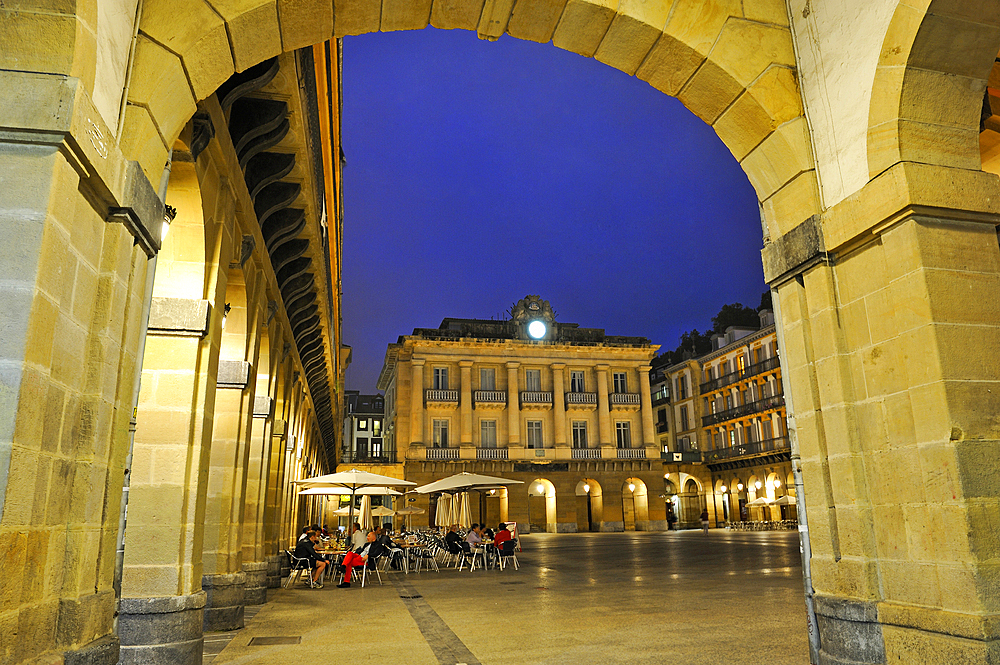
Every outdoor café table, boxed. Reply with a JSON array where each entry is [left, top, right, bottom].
[[468, 540, 492, 571], [313, 548, 346, 585]]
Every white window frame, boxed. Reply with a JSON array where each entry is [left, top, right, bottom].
[[480, 419, 497, 448], [525, 369, 542, 392], [612, 371, 628, 393], [433, 367, 449, 390], [572, 421, 588, 448], [480, 367, 496, 391], [615, 421, 632, 448], [526, 420, 543, 449], [432, 419, 449, 447]]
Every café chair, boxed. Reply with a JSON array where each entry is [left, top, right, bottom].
[[284, 550, 318, 588], [498, 540, 519, 571]]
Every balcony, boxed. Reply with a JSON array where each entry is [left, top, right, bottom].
[[616, 447, 646, 459], [700, 355, 781, 395], [703, 436, 790, 462], [341, 449, 396, 465], [609, 392, 640, 410], [651, 387, 670, 406], [702, 393, 785, 427], [661, 450, 703, 464], [565, 392, 597, 409], [571, 447, 601, 459], [426, 447, 459, 460], [477, 447, 508, 460], [425, 389, 459, 406], [520, 391, 552, 409], [474, 390, 507, 408]]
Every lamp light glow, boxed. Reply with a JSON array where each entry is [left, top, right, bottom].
[[583, 483, 590, 493], [720, 485, 727, 493], [536, 483, 544, 494], [755, 480, 762, 490], [774, 479, 781, 488], [628, 482, 636, 493], [737, 483, 744, 491], [527, 320, 547, 339]]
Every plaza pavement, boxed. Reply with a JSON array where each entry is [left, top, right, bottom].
[[209, 531, 811, 665]]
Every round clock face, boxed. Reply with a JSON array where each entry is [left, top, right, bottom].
[[527, 320, 547, 339]]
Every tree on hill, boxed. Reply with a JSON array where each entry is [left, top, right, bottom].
[[711, 303, 760, 333]]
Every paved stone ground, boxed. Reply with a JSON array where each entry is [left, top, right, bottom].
[[211, 531, 811, 665]]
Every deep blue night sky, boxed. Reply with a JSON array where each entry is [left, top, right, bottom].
[[341, 27, 765, 392]]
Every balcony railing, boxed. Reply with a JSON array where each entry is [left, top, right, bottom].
[[700, 355, 781, 394], [609, 392, 640, 405], [571, 448, 601, 459], [702, 393, 785, 427], [477, 447, 508, 460], [703, 436, 790, 462], [565, 391, 597, 405], [651, 387, 670, 406], [616, 447, 646, 459], [341, 449, 396, 464], [425, 389, 459, 403], [426, 447, 459, 460], [474, 390, 507, 404], [520, 391, 552, 404]]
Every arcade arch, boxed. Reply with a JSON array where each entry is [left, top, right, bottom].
[[527, 478, 557, 533], [575, 478, 603, 532], [622, 478, 649, 531]]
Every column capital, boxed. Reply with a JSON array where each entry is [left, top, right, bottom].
[[411, 358, 425, 367], [459, 360, 474, 368], [550, 362, 566, 370], [637, 365, 651, 373], [596, 364, 610, 372], [506, 361, 521, 369]]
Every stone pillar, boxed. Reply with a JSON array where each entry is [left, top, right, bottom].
[[460, 360, 473, 446], [767, 170, 1000, 665], [410, 359, 425, 445], [596, 365, 612, 445], [242, 393, 272, 605], [637, 364, 655, 446], [551, 363, 567, 447], [506, 362, 521, 446]]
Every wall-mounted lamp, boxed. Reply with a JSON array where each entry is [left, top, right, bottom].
[[628, 482, 636, 493], [755, 480, 763, 490], [774, 479, 781, 488], [720, 485, 728, 494], [162, 205, 177, 243], [536, 483, 544, 494], [583, 483, 590, 493], [737, 483, 744, 491], [222, 302, 231, 330], [489, 489, 496, 496]]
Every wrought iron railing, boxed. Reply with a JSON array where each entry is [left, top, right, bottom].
[[700, 355, 781, 394], [702, 394, 785, 427], [703, 436, 790, 462]]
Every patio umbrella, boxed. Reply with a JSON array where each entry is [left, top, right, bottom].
[[297, 486, 402, 497], [359, 495, 373, 530], [415, 472, 524, 494], [457, 492, 472, 528], [435, 496, 452, 527], [773, 495, 796, 505], [293, 469, 415, 541], [748, 496, 773, 506], [396, 505, 425, 530], [371, 505, 396, 517]]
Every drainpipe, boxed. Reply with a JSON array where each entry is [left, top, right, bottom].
[[770, 287, 821, 664], [113, 150, 172, 603]]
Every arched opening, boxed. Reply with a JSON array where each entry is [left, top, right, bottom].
[[713, 479, 730, 525], [622, 478, 649, 531], [678, 476, 702, 529], [575, 478, 602, 532], [527, 478, 556, 533]]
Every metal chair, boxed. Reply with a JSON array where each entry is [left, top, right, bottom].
[[284, 550, 317, 588], [336, 554, 383, 587], [498, 540, 519, 571]]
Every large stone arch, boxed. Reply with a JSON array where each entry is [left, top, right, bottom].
[[119, 0, 816, 237], [868, 0, 1000, 178]]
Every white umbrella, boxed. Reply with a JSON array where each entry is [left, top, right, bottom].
[[396, 505, 426, 530], [415, 472, 523, 494], [332, 506, 352, 516], [293, 469, 415, 539], [359, 495, 373, 530], [435, 496, 452, 527], [297, 486, 402, 496], [371, 505, 395, 517], [748, 496, 773, 506], [773, 495, 797, 505], [457, 492, 472, 528]]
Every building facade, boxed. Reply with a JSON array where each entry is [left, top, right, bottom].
[[377, 296, 664, 533]]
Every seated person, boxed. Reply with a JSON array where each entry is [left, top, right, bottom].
[[493, 523, 512, 549], [293, 530, 327, 588], [350, 523, 367, 549], [465, 523, 482, 547], [338, 531, 388, 587], [481, 525, 495, 540], [297, 525, 311, 542], [376, 523, 393, 548], [445, 524, 464, 552]]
